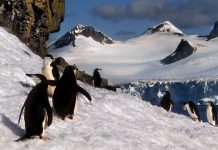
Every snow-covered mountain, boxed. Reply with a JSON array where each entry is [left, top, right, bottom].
[[48, 21, 218, 104], [143, 21, 184, 35], [2, 26, 218, 149], [48, 24, 114, 49], [49, 21, 218, 83], [207, 21, 218, 40]]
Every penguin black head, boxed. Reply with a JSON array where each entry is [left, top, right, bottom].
[[61, 65, 77, 84], [207, 101, 215, 106], [94, 68, 102, 73], [72, 64, 79, 73], [162, 91, 170, 97], [45, 54, 54, 59]]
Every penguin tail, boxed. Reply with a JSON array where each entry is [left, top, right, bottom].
[[15, 134, 30, 142]]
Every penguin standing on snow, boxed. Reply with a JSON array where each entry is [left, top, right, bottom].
[[53, 65, 92, 120], [183, 101, 201, 122], [41, 54, 60, 97], [92, 68, 102, 88], [16, 74, 54, 141], [206, 101, 218, 126], [160, 91, 174, 112]]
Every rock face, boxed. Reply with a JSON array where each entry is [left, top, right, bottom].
[[0, 0, 64, 57], [49, 24, 114, 49], [161, 39, 197, 65], [207, 21, 218, 41]]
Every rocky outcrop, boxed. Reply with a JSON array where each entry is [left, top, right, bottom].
[[0, 0, 64, 57], [161, 39, 197, 65], [207, 21, 218, 41], [49, 24, 114, 49], [54, 57, 109, 86]]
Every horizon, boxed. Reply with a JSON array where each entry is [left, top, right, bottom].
[[49, 0, 217, 42]]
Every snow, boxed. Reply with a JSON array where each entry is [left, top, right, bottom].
[[1, 26, 218, 150], [49, 31, 218, 84], [144, 21, 184, 35]]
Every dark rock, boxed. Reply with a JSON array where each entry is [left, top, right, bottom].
[[0, 0, 64, 57], [161, 39, 197, 65], [53, 57, 109, 86], [207, 21, 218, 41]]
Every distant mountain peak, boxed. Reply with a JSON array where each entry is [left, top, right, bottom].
[[207, 21, 218, 40], [144, 21, 184, 35], [49, 24, 114, 49]]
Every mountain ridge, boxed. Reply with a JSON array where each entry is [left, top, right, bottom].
[[49, 24, 114, 49]]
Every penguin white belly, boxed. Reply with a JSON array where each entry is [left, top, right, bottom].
[[42, 109, 48, 135], [42, 62, 56, 96], [184, 104, 198, 120], [207, 106, 216, 126], [169, 103, 173, 112], [73, 97, 79, 116], [47, 85, 55, 97]]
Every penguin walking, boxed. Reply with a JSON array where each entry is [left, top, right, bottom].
[[16, 74, 54, 141], [160, 91, 174, 112], [52, 65, 92, 120], [42, 54, 60, 97], [92, 68, 102, 88], [183, 101, 201, 122], [206, 101, 218, 126]]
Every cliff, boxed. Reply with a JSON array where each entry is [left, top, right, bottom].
[[0, 0, 64, 57]]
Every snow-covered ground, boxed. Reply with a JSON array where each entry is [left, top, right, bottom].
[[1, 26, 218, 149]]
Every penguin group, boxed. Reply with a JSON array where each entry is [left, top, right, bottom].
[[16, 54, 91, 141], [16, 54, 218, 141], [159, 91, 218, 126]]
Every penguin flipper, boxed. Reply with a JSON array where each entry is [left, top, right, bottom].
[[46, 80, 57, 86], [77, 85, 91, 101], [18, 100, 26, 124]]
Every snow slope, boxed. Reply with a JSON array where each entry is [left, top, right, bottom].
[[2, 27, 218, 150]]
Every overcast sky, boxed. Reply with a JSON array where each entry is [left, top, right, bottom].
[[51, 0, 217, 41]]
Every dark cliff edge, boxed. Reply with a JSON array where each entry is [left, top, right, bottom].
[[0, 0, 64, 57]]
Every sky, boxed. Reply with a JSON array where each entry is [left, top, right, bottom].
[[50, 0, 217, 41]]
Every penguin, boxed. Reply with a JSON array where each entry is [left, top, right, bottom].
[[52, 65, 92, 120], [16, 74, 54, 141], [41, 54, 60, 97], [206, 101, 218, 126], [160, 91, 174, 112], [92, 68, 102, 88], [183, 101, 201, 122]]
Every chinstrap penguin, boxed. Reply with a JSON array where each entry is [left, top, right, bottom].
[[160, 91, 174, 112], [183, 101, 201, 122], [16, 74, 54, 141], [52, 65, 91, 120], [42, 54, 60, 97], [92, 68, 102, 88], [206, 101, 218, 126]]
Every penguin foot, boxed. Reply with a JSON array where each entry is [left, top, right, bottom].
[[67, 115, 74, 120], [40, 136, 49, 141]]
